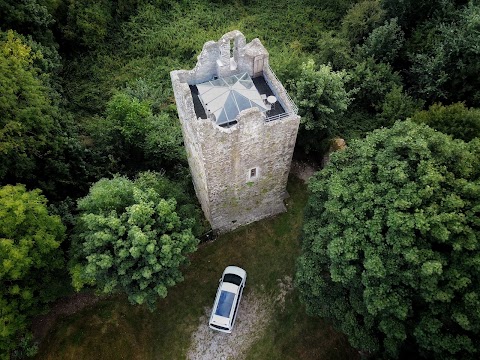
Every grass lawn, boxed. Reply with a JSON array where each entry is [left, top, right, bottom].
[[35, 176, 358, 359]]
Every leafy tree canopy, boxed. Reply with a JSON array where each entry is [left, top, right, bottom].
[[292, 60, 353, 133], [411, 102, 480, 142], [349, 57, 402, 112], [0, 184, 65, 358], [356, 18, 404, 64], [314, 31, 353, 72], [408, 3, 480, 106], [62, 0, 144, 49], [62, 0, 113, 48], [88, 91, 185, 174], [0, 30, 57, 181], [341, 0, 385, 45], [381, 0, 459, 31], [70, 173, 199, 310], [296, 121, 480, 359], [0, 30, 92, 200], [0, 0, 58, 44], [375, 85, 423, 127], [290, 60, 354, 153]]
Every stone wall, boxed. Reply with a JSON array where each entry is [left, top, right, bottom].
[[195, 108, 299, 232], [176, 30, 268, 87]]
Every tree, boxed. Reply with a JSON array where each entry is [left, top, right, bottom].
[[0, 185, 65, 358], [381, 0, 458, 32], [356, 18, 405, 64], [0, 0, 58, 45], [143, 113, 186, 168], [375, 85, 423, 127], [349, 57, 402, 112], [292, 60, 353, 133], [62, 0, 112, 48], [0, 30, 57, 182], [0, 30, 92, 200], [88, 91, 185, 174], [61, 0, 143, 49], [411, 103, 480, 142], [315, 31, 353, 71], [408, 3, 480, 106], [341, 0, 385, 45], [70, 173, 199, 310], [296, 121, 480, 359], [290, 60, 354, 153]]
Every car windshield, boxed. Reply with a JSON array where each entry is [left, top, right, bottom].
[[223, 273, 242, 286], [215, 290, 235, 317]]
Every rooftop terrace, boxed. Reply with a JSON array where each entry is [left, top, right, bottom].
[[190, 73, 286, 127]]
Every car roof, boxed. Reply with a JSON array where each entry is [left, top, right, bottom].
[[221, 281, 238, 294]]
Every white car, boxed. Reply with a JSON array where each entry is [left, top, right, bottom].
[[209, 266, 247, 333]]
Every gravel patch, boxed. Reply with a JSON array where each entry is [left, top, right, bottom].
[[187, 292, 272, 360], [188, 276, 296, 360]]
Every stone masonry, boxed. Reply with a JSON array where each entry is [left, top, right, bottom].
[[171, 31, 300, 233]]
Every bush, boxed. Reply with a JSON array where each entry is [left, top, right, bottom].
[[70, 173, 200, 310], [0, 185, 65, 358]]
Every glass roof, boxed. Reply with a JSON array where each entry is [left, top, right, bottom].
[[197, 73, 268, 125]]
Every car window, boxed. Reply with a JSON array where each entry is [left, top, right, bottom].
[[215, 290, 235, 317], [223, 274, 242, 285]]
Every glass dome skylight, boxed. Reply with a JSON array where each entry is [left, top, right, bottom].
[[197, 73, 268, 125]]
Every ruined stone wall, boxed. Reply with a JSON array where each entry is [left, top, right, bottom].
[[175, 31, 267, 87], [170, 71, 212, 222]]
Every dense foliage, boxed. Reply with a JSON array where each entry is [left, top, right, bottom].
[[0, 185, 65, 358], [296, 121, 480, 358], [87, 91, 185, 175], [411, 103, 480, 143], [291, 60, 354, 151], [408, 4, 480, 105], [70, 173, 199, 310], [0, 31, 58, 183]]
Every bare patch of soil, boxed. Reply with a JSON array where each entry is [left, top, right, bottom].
[[31, 292, 101, 343]]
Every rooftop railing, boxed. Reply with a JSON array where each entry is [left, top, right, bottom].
[[265, 112, 292, 122], [263, 64, 298, 115]]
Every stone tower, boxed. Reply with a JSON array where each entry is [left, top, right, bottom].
[[171, 31, 300, 233]]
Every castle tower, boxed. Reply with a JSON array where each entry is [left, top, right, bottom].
[[171, 31, 300, 233]]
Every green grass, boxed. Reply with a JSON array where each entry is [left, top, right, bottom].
[[35, 176, 358, 359]]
